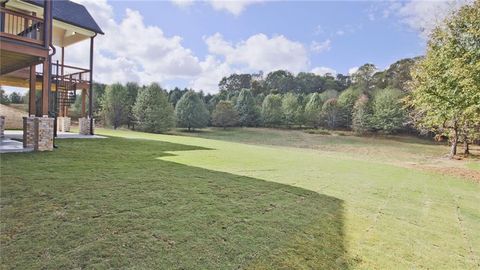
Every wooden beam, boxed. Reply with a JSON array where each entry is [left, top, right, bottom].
[[0, 38, 48, 58], [29, 64, 36, 116], [41, 58, 49, 116]]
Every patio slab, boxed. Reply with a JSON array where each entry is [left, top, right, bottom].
[[4, 130, 106, 140]]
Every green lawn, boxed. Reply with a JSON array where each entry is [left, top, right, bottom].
[[1, 128, 479, 269]]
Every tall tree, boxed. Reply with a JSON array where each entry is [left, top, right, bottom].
[[0, 88, 10, 105], [212, 101, 239, 129], [102, 83, 129, 129], [9, 92, 22, 104], [322, 98, 340, 129], [133, 83, 175, 133], [337, 87, 362, 128], [352, 63, 377, 92], [125, 82, 140, 129], [219, 74, 252, 94], [372, 88, 405, 134], [235, 89, 260, 127], [304, 93, 323, 128], [282, 93, 302, 127], [261, 94, 283, 127], [265, 70, 297, 94], [352, 94, 374, 134], [409, 1, 480, 157], [175, 91, 210, 131]]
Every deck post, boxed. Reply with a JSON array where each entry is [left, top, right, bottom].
[[81, 89, 87, 117], [29, 64, 36, 116], [41, 0, 52, 117], [88, 35, 95, 135]]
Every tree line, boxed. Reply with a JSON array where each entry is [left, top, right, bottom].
[[95, 0, 479, 158]]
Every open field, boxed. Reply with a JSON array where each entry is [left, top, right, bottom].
[[1, 128, 479, 269]]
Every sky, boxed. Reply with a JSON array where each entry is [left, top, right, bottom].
[[6, 0, 470, 94]]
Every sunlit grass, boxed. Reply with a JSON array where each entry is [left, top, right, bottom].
[[1, 128, 479, 269]]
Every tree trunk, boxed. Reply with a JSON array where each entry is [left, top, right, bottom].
[[463, 140, 470, 155], [449, 127, 458, 159]]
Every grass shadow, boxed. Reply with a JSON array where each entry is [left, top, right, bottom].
[[1, 137, 350, 269]]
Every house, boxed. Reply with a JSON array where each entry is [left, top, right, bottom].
[[0, 0, 103, 151]]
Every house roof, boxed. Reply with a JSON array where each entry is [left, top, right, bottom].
[[24, 0, 104, 35]]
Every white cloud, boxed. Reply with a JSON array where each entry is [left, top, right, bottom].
[[67, 0, 202, 85], [348, 66, 359, 75], [209, 0, 263, 16], [390, 0, 471, 39], [311, 66, 337, 76], [205, 33, 309, 73], [190, 55, 234, 92], [66, 1, 309, 93], [310, 39, 331, 53], [171, 0, 194, 8], [336, 30, 345, 36], [171, 0, 263, 16]]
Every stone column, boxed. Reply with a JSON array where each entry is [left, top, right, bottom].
[[79, 117, 94, 135], [34, 117, 54, 151], [0, 116, 5, 138], [23, 117, 35, 148], [57, 117, 71, 132]]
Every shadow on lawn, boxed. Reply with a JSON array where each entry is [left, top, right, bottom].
[[1, 137, 351, 269]]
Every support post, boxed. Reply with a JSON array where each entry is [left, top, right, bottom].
[[41, 0, 52, 117], [61, 46, 65, 117], [41, 59, 49, 116], [81, 89, 86, 117], [29, 65, 36, 116], [88, 35, 95, 135]]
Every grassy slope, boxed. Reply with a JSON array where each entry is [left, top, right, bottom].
[[1, 128, 479, 269], [98, 128, 480, 269], [1, 138, 347, 269]]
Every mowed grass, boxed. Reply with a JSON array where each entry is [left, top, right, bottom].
[[2, 128, 480, 269], [1, 137, 347, 269]]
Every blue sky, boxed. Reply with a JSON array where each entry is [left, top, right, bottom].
[[113, 0, 424, 74], [5, 0, 464, 94]]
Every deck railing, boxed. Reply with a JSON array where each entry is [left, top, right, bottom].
[[52, 63, 91, 85], [0, 7, 44, 45]]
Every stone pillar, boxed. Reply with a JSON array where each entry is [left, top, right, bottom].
[[79, 117, 94, 135], [0, 116, 5, 138], [23, 117, 35, 148], [57, 117, 71, 132], [34, 117, 54, 151]]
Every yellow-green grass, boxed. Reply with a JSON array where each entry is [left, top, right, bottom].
[[98, 128, 480, 269], [1, 128, 479, 269]]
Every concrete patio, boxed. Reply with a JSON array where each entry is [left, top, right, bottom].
[[0, 130, 105, 154]]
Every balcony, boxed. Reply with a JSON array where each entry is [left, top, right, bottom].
[[0, 7, 44, 46]]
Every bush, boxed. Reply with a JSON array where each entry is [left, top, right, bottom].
[[133, 83, 175, 133]]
